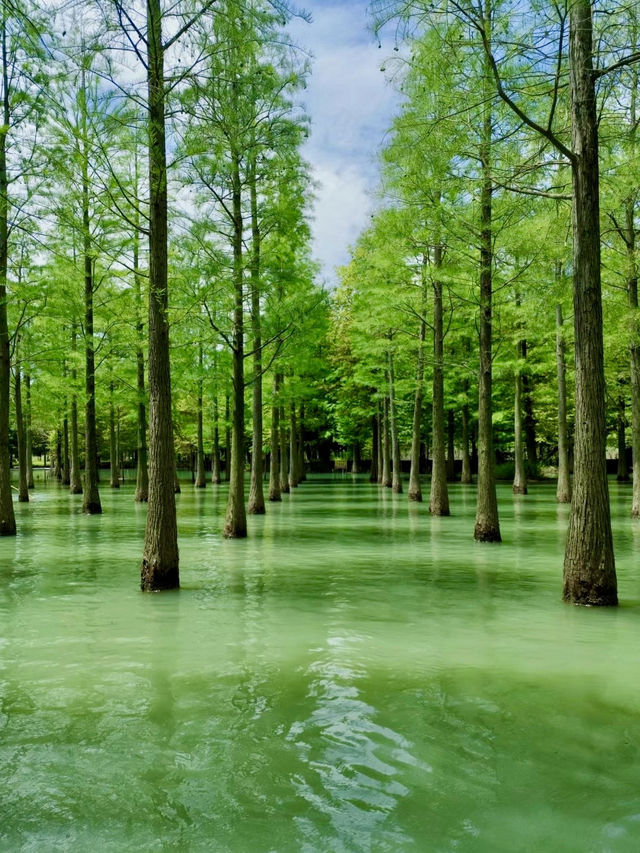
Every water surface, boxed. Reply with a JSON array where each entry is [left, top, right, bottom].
[[2, 475, 640, 851]]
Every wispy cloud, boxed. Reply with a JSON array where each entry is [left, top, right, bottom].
[[289, 1, 399, 286]]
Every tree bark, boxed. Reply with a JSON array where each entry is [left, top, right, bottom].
[[211, 392, 221, 484], [109, 381, 121, 488], [388, 350, 402, 493], [69, 325, 83, 495], [82, 253, 101, 513], [446, 409, 456, 482], [461, 379, 472, 484], [248, 157, 265, 514], [382, 396, 391, 487], [0, 13, 14, 535], [408, 265, 427, 502], [224, 393, 231, 482], [555, 301, 571, 503], [195, 342, 206, 488], [280, 401, 290, 494], [25, 372, 33, 489], [268, 373, 281, 501], [289, 402, 299, 488], [474, 30, 500, 542], [141, 0, 179, 589], [223, 148, 247, 538], [14, 360, 28, 502], [430, 253, 450, 515], [563, 0, 616, 605], [513, 296, 528, 495], [370, 413, 379, 483], [617, 393, 629, 482]]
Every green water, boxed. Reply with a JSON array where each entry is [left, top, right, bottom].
[[2, 476, 640, 852]]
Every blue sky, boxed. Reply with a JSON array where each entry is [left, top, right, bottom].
[[287, 1, 400, 286]]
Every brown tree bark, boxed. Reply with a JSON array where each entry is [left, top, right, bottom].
[[195, 342, 206, 488], [562, 0, 616, 604], [430, 260, 450, 515], [211, 392, 221, 485], [268, 373, 281, 501], [617, 393, 629, 482], [408, 265, 427, 502], [141, 0, 179, 589], [555, 301, 571, 503], [289, 402, 299, 488], [279, 401, 290, 495], [248, 157, 265, 514], [14, 360, 28, 502], [370, 413, 379, 484], [388, 350, 402, 493], [461, 378, 472, 484], [25, 372, 33, 489], [513, 296, 528, 495], [382, 396, 391, 488], [109, 381, 121, 489], [69, 325, 83, 495]]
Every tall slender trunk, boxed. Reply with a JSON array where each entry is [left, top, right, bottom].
[[382, 396, 391, 487], [195, 341, 206, 488], [224, 393, 231, 482], [212, 392, 221, 484], [409, 261, 427, 502], [25, 372, 33, 488], [268, 373, 281, 501], [82, 246, 101, 512], [289, 402, 299, 488], [248, 158, 265, 514], [563, 0, 616, 604], [370, 413, 379, 483], [376, 408, 383, 484], [474, 19, 500, 542], [522, 362, 537, 469], [109, 381, 120, 488], [62, 413, 70, 486], [555, 301, 571, 503], [279, 401, 290, 494], [513, 294, 528, 495], [430, 253, 450, 515], [388, 349, 402, 494], [141, 0, 179, 589], [0, 14, 15, 535], [224, 147, 247, 539], [627, 57, 640, 517], [351, 441, 360, 475], [14, 359, 28, 502], [133, 198, 149, 502], [297, 403, 305, 482], [446, 409, 456, 481], [69, 324, 83, 494]]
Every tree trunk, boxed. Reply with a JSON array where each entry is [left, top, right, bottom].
[[223, 150, 247, 538], [555, 301, 572, 503], [382, 396, 391, 487], [195, 343, 206, 488], [446, 409, 456, 482], [141, 0, 179, 589], [461, 380, 472, 484], [69, 325, 83, 495], [280, 402, 290, 494], [225, 393, 231, 482], [82, 256, 101, 513], [25, 372, 33, 489], [109, 382, 120, 488], [351, 441, 360, 475], [563, 0, 616, 605], [430, 260, 450, 515], [211, 392, 221, 485], [388, 351, 402, 493], [370, 413, 379, 483], [289, 402, 299, 488], [62, 409, 70, 486], [0, 14, 15, 535], [474, 37, 500, 542], [522, 365, 537, 469], [513, 366, 528, 495], [297, 403, 305, 482], [248, 159, 265, 514], [14, 361, 28, 502], [268, 373, 281, 501], [408, 267, 427, 502]]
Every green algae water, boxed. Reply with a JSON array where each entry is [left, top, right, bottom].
[[2, 476, 640, 852]]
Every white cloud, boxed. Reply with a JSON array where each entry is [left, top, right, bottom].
[[288, 1, 401, 286]]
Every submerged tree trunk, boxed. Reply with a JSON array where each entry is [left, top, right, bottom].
[[555, 302, 571, 503], [297, 404, 305, 482], [69, 325, 83, 495], [268, 374, 281, 501], [14, 360, 28, 502], [25, 372, 33, 489], [0, 15, 15, 535], [446, 409, 456, 482], [195, 342, 206, 489], [280, 401, 290, 495], [211, 393, 221, 485], [248, 161, 265, 515], [430, 259, 450, 516], [474, 48, 500, 542], [382, 396, 392, 488], [513, 366, 528, 495], [370, 413, 379, 484], [223, 150, 247, 539], [289, 402, 299, 488], [563, 0, 616, 604], [109, 382, 120, 489], [62, 410, 70, 486], [141, 0, 179, 589], [461, 379, 472, 484], [388, 351, 402, 494], [409, 266, 427, 502]]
